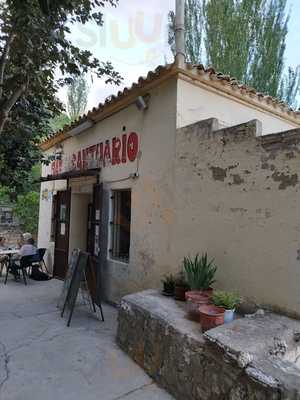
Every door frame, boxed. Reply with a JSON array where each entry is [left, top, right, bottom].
[[53, 188, 71, 279]]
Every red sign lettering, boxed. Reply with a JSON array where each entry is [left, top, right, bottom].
[[68, 132, 139, 171]]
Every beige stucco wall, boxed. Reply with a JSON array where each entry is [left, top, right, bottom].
[[177, 78, 298, 134], [38, 73, 300, 313], [172, 118, 300, 317], [38, 78, 178, 302]]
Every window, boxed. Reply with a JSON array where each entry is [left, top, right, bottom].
[[110, 190, 131, 263]]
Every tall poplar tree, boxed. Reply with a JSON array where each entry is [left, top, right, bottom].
[[67, 75, 89, 121]]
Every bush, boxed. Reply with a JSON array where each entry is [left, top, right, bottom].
[[14, 191, 40, 235]]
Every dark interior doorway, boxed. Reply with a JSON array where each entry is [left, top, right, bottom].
[[53, 189, 71, 279]]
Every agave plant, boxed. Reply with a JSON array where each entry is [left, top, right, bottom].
[[183, 253, 217, 290]]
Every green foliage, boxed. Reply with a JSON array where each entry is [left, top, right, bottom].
[[168, 0, 299, 107], [183, 253, 217, 290], [0, 186, 12, 205], [162, 273, 175, 293], [49, 113, 71, 133], [67, 75, 90, 121], [212, 291, 241, 310], [279, 66, 300, 110], [247, 0, 288, 96], [0, 0, 122, 189], [13, 191, 40, 235]]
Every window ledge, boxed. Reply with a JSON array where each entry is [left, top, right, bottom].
[[107, 257, 129, 266]]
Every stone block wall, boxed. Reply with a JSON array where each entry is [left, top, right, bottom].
[[172, 119, 300, 317], [117, 291, 300, 400]]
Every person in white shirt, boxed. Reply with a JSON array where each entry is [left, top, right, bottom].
[[11, 233, 37, 279], [18, 237, 37, 258]]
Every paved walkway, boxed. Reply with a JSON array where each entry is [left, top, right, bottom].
[[0, 279, 173, 400]]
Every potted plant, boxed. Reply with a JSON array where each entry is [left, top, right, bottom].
[[183, 253, 218, 319], [184, 253, 217, 296], [174, 271, 190, 301], [199, 304, 225, 332], [212, 291, 241, 323], [161, 274, 175, 296]]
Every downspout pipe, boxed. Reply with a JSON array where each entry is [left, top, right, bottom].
[[175, 0, 185, 68]]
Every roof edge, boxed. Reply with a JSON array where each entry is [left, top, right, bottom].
[[41, 62, 300, 151]]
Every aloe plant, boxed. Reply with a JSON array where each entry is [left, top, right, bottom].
[[183, 253, 217, 290]]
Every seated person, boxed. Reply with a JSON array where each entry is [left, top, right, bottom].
[[11, 233, 37, 279], [17, 234, 37, 258]]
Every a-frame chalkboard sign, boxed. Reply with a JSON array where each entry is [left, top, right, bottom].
[[59, 250, 104, 327], [57, 248, 79, 310]]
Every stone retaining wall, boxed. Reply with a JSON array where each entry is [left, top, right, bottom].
[[117, 290, 300, 400]]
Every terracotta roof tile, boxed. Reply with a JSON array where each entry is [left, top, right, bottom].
[[41, 62, 300, 149]]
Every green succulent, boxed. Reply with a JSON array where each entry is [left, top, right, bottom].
[[212, 291, 241, 310], [183, 253, 217, 290], [161, 274, 175, 293]]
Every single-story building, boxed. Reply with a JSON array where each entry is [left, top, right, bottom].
[[38, 61, 300, 317]]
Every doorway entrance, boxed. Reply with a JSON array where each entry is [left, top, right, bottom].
[[53, 183, 103, 285], [53, 190, 71, 279]]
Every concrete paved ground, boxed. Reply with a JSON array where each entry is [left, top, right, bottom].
[[0, 278, 174, 400]]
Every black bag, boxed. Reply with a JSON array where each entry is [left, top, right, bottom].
[[30, 266, 50, 281]]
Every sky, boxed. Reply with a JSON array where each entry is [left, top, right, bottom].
[[60, 0, 300, 111]]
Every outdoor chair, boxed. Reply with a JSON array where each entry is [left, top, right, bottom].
[[4, 255, 34, 286], [37, 248, 48, 273], [30, 248, 49, 274]]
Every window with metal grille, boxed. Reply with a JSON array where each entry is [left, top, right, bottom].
[[110, 190, 131, 263]]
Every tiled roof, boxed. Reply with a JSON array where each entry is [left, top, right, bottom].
[[186, 63, 299, 116], [41, 62, 300, 150]]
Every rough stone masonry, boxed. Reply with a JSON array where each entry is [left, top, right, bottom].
[[117, 290, 300, 400]]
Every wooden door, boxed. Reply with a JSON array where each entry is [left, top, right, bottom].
[[53, 189, 71, 279], [86, 184, 103, 305]]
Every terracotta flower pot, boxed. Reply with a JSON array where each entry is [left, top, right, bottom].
[[199, 304, 225, 332], [200, 288, 214, 298], [185, 291, 210, 320], [174, 285, 189, 301]]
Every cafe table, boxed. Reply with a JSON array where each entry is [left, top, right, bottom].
[[0, 249, 19, 276]]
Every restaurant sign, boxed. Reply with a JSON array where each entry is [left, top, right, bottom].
[[51, 132, 139, 175]]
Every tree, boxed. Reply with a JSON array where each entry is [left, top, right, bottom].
[[243, 0, 288, 96], [67, 75, 89, 121], [279, 66, 300, 110], [204, 0, 265, 85], [14, 191, 40, 234], [0, 95, 51, 193], [49, 113, 71, 133], [168, 0, 300, 107], [0, 0, 121, 189]]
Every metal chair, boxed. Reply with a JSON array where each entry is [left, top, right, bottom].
[[4, 255, 34, 285], [31, 248, 49, 274]]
